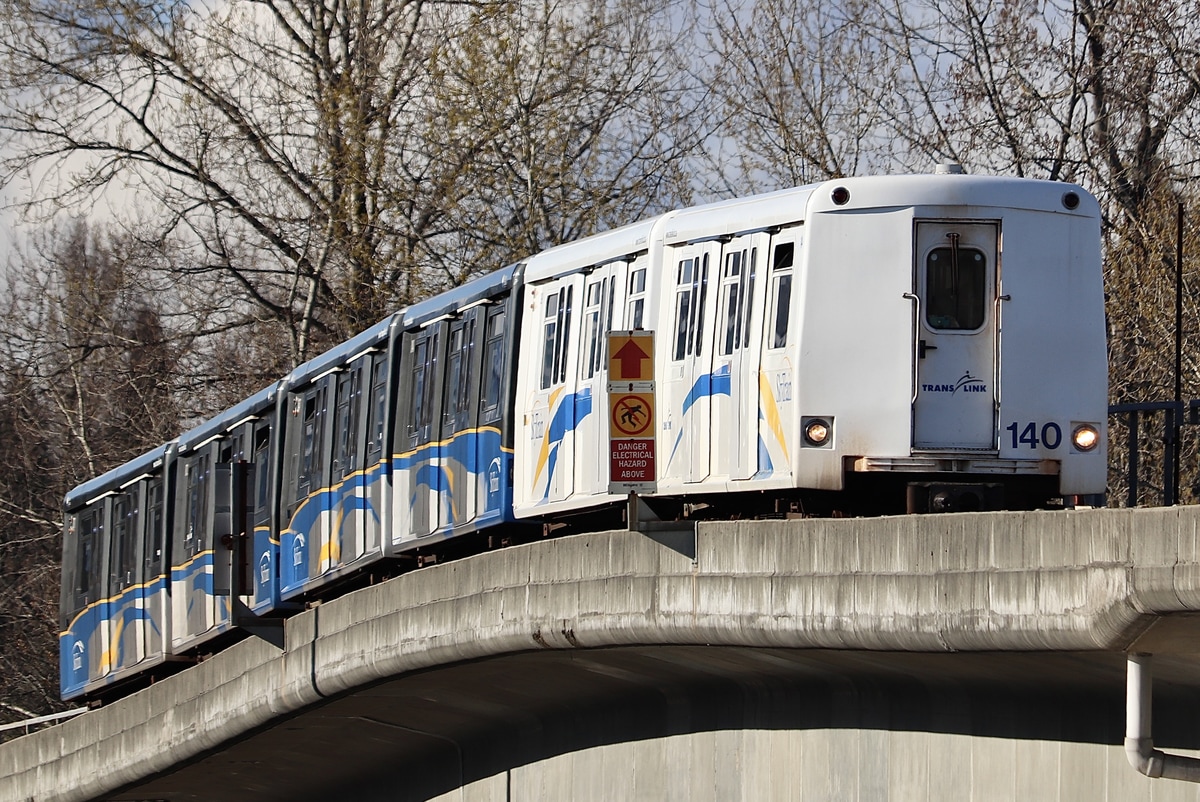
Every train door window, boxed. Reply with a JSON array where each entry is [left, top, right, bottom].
[[718, 251, 743, 355], [366, 357, 387, 463], [743, 247, 758, 348], [298, 387, 327, 496], [145, 479, 164, 578], [74, 508, 102, 604], [582, 276, 611, 379], [183, 453, 210, 559], [410, 331, 440, 445], [443, 319, 476, 431], [768, 243, 795, 349], [926, 241, 986, 330], [334, 369, 361, 478], [444, 325, 465, 429], [481, 308, 506, 424], [540, 286, 573, 389], [673, 254, 710, 360], [111, 493, 138, 590], [252, 421, 272, 524], [627, 266, 647, 330]]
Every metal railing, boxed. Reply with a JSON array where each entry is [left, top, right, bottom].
[[0, 707, 86, 736], [1109, 400, 1200, 507]]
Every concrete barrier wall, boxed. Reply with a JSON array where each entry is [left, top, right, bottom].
[[434, 731, 1200, 802], [5, 507, 1200, 801]]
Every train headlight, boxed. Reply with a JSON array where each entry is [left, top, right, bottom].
[[1072, 424, 1100, 452], [803, 418, 832, 447]]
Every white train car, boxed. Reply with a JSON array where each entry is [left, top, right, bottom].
[[513, 169, 1107, 517]]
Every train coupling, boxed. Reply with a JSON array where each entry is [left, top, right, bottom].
[[906, 481, 1004, 513]]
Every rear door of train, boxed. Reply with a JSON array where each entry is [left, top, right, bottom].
[[911, 221, 999, 450]]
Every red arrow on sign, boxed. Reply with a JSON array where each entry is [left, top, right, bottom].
[[612, 338, 651, 380]]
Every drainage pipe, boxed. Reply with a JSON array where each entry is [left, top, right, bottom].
[[1125, 652, 1200, 782]]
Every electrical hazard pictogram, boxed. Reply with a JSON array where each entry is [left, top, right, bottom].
[[611, 393, 654, 437]]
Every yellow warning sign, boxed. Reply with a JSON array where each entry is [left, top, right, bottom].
[[608, 331, 654, 384]]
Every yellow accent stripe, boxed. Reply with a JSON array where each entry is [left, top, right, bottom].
[[392, 425, 506, 460], [759, 371, 790, 464], [533, 388, 565, 486]]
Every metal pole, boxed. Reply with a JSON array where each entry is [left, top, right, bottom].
[[1175, 203, 1184, 504], [1128, 412, 1140, 508]]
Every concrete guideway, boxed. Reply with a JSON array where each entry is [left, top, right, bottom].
[[7, 507, 1200, 801]]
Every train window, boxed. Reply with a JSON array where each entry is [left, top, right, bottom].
[[183, 454, 210, 558], [111, 493, 138, 590], [334, 369, 361, 478], [366, 358, 387, 460], [410, 332, 439, 444], [540, 287, 573, 388], [75, 509, 102, 601], [146, 479, 163, 577], [444, 326, 465, 428], [926, 244, 986, 330], [443, 319, 476, 432], [628, 267, 647, 330], [769, 243, 795, 349], [673, 254, 710, 360], [719, 251, 742, 356], [541, 292, 559, 389], [482, 309, 506, 423], [460, 319, 477, 421], [583, 277, 610, 379], [559, 287, 573, 384], [743, 247, 757, 348], [299, 394, 319, 496], [251, 422, 271, 524]]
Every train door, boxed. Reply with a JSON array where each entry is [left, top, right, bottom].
[[173, 446, 223, 649], [441, 310, 482, 528], [758, 234, 801, 478], [664, 243, 716, 484], [61, 503, 107, 694], [712, 233, 769, 481], [912, 221, 999, 450], [403, 322, 447, 539], [576, 262, 627, 496], [361, 354, 388, 555], [331, 360, 370, 569], [527, 279, 581, 505], [280, 379, 333, 596], [248, 419, 276, 612], [107, 488, 144, 677], [142, 476, 167, 659], [477, 303, 511, 521]]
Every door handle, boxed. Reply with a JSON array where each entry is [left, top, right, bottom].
[[903, 293, 920, 403], [919, 340, 938, 359]]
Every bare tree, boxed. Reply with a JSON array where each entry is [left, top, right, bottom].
[[0, 0, 463, 360], [0, 219, 191, 727], [699, 0, 897, 192], [422, 0, 704, 276]]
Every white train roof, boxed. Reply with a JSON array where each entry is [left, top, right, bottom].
[[522, 216, 665, 283], [520, 172, 1096, 285]]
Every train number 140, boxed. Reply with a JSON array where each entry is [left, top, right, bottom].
[[1006, 421, 1062, 449]]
